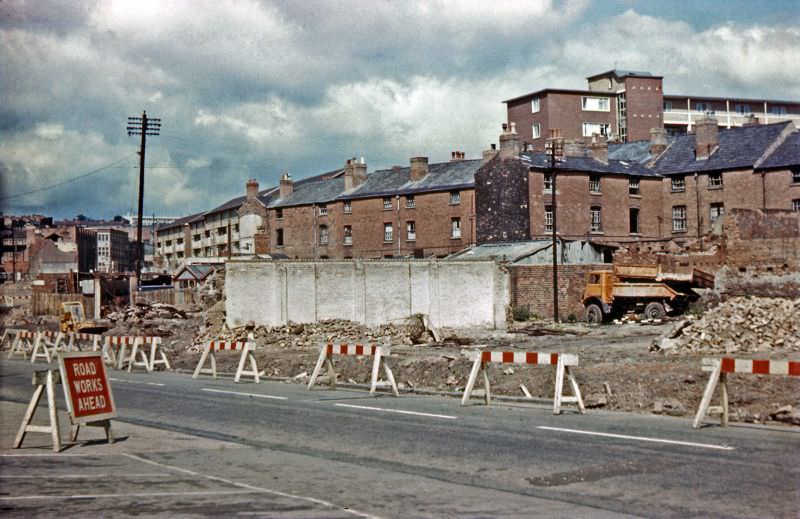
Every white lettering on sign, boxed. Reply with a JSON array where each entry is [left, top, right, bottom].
[[72, 362, 98, 377], [77, 395, 107, 412], [72, 379, 104, 394]]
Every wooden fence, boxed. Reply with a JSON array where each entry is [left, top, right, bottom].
[[32, 293, 95, 317], [132, 287, 197, 306]]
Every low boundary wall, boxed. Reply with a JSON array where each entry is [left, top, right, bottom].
[[225, 259, 509, 329]]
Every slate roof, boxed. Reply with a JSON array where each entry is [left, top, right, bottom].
[[655, 122, 792, 175], [268, 169, 346, 208], [520, 151, 659, 177], [587, 69, 659, 80], [756, 130, 800, 170]]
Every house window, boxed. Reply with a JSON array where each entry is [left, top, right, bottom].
[[590, 206, 602, 233], [344, 225, 352, 245], [319, 225, 329, 245], [405, 195, 415, 208], [234, 223, 239, 232], [217, 227, 226, 235], [176, 238, 183, 245], [793, 199, 800, 212], [734, 103, 751, 115], [589, 175, 601, 193], [708, 173, 722, 188], [165, 240, 172, 246], [383, 197, 393, 210], [383, 223, 393, 242], [663, 101, 673, 112], [770, 105, 787, 115], [531, 97, 540, 113], [276, 208, 283, 219], [318, 204, 328, 216], [450, 191, 461, 205], [177, 251, 184, 258], [791, 167, 800, 184], [581, 96, 610, 111], [695, 102, 711, 112], [276, 228, 284, 247], [582, 122, 610, 137], [193, 234, 201, 242], [672, 206, 687, 232], [629, 177, 640, 195], [451, 218, 462, 239], [671, 176, 686, 192], [406, 221, 416, 241], [532, 122, 541, 139], [543, 173, 553, 191], [544, 205, 553, 233], [629, 207, 640, 234], [710, 203, 725, 222], [343, 200, 352, 214], [204, 230, 211, 237]]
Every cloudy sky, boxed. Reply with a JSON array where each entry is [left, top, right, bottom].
[[2, 0, 799, 220]]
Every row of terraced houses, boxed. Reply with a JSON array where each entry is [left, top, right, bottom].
[[155, 70, 800, 270]]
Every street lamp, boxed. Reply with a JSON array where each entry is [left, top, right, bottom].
[[545, 130, 564, 322]]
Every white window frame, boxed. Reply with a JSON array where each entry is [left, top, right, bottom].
[[672, 206, 687, 232], [543, 173, 553, 192], [405, 195, 415, 208], [629, 177, 640, 195], [318, 204, 328, 216], [734, 103, 751, 115], [710, 203, 725, 222], [450, 191, 461, 205], [589, 175, 600, 193], [544, 206, 553, 233], [695, 102, 711, 112], [343, 201, 352, 214], [708, 173, 722, 188], [383, 223, 393, 242], [343, 225, 352, 245], [406, 221, 416, 241], [581, 96, 610, 112], [319, 225, 329, 245], [383, 197, 392, 210], [671, 176, 686, 192], [451, 218, 462, 239], [663, 100, 673, 112], [792, 168, 800, 184], [590, 206, 602, 233], [531, 97, 540, 113], [532, 122, 541, 139], [582, 122, 610, 138], [792, 199, 800, 212]]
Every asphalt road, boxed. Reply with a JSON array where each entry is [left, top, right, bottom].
[[0, 358, 798, 518]]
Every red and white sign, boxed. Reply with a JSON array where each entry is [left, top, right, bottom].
[[58, 351, 116, 423]]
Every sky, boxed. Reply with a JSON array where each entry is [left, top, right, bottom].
[[1, 0, 799, 220]]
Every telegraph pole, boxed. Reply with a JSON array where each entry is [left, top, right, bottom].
[[126, 111, 161, 285], [545, 130, 564, 322]]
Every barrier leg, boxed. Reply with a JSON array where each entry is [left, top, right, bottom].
[[461, 357, 482, 405], [326, 358, 336, 389], [566, 366, 586, 414], [46, 372, 61, 452], [693, 360, 722, 428], [235, 348, 249, 383], [369, 350, 382, 395], [553, 358, 566, 415], [14, 371, 61, 452], [383, 360, 399, 397], [248, 352, 260, 383], [117, 341, 128, 370], [482, 364, 491, 405], [193, 345, 212, 379], [14, 384, 45, 448], [307, 348, 327, 390], [72, 419, 113, 444], [720, 372, 729, 427], [30, 334, 49, 364], [150, 343, 171, 371]]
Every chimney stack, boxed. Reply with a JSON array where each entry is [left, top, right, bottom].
[[482, 143, 498, 164], [649, 127, 668, 157], [588, 134, 608, 164], [246, 179, 259, 200], [279, 172, 293, 199], [694, 115, 719, 160], [410, 157, 429, 181], [563, 138, 585, 158], [498, 122, 521, 159], [344, 157, 367, 190], [450, 151, 466, 162]]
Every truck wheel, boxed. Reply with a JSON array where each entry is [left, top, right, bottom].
[[584, 304, 603, 324], [644, 302, 666, 320]]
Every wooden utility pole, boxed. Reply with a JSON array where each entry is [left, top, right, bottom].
[[126, 111, 161, 285]]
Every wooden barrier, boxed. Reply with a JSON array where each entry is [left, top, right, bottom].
[[193, 339, 261, 383], [693, 357, 800, 428], [7, 330, 38, 360], [14, 370, 63, 452], [461, 350, 585, 415], [30, 331, 65, 364], [308, 342, 399, 396]]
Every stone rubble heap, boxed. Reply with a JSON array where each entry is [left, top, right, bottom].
[[657, 296, 800, 355]]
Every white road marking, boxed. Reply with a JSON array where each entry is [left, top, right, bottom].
[[123, 453, 377, 518], [109, 377, 164, 387], [538, 426, 735, 451], [333, 403, 457, 420], [0, 473, 170, 479], [201, 388, 288, 400], [0, 453, 117, 458], [0, 490, 260, 501]]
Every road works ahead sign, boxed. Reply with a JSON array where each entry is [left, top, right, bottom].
[[58, 351, 116, 424]]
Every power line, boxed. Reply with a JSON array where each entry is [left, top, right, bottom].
[[0, 154, 138, 202]]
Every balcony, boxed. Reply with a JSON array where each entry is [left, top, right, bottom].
[[663, 109, 800, 128]]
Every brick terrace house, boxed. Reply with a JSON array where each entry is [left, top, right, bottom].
[[505, 69, 800, 150], [476, 118, 800, 252]]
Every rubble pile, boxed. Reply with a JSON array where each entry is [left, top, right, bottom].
[[657, 296, 800, 355], [107, 302, 192, 322]]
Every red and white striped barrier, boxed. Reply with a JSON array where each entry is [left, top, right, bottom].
[[693, 357, 800, 428], [1, 328, 25, 349], [7, 330, 38, 360], [461, 349, 585, 415], [308, 342, 399, 396], [103, 335, 170, 373], [193, 339, 262, 383], [31, 331, 65, 364], [65, 332, 103, 352]]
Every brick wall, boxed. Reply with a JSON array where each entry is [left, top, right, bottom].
[[509, 264, 606, 320], [475, 157, 530, 243], [623, 76, 664, 142]]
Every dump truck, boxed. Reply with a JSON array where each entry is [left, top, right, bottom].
[[582, 264, 714, 323], [59, 301, 109, 334]]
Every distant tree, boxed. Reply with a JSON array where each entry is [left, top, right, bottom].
[[113, 215, 124, 222], [76, 214, 87, 221]]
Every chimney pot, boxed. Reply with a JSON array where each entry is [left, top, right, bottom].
[[410, 156, 429, 181], [279, 172, 293, 198], [498, 123, 522, 159]]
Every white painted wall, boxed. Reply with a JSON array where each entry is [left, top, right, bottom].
[[226, 259, 509, 329]]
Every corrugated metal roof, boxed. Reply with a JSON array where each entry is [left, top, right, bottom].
[[656, 122, 792, 175]]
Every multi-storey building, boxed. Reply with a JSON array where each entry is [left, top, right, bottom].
[[476, 119, 800, 251], [505, 69, 800, 150], [88, 227, 132, 273]]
